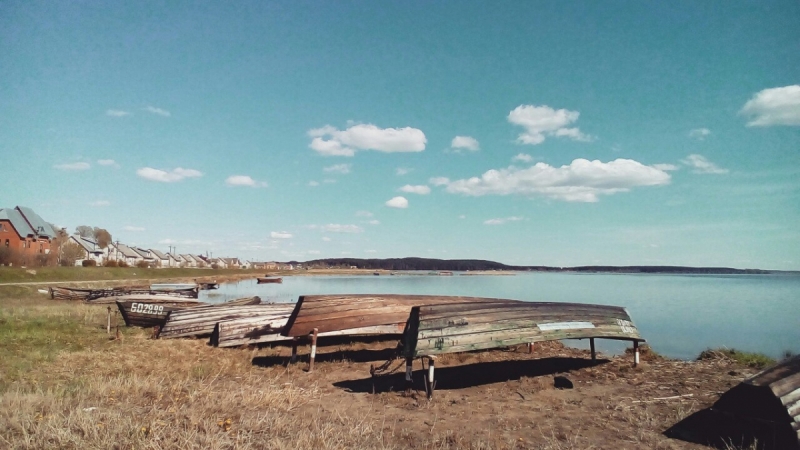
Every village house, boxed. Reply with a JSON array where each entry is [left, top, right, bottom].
[[107, 242, 143, 266], [179, 254, 198, 268], [0, 206, 57, 260], [165, 252, 182, 267], [131, 247, 157, 267], [147, 249, 170, 268], [222, 257, 241, 268], [68, 235, 105, 265]]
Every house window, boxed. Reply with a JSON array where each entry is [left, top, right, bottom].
[[4, 239, 8, 247], [39, 243, 43, 253]]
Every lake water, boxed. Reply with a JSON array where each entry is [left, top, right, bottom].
[[201, 272, 800, 360]]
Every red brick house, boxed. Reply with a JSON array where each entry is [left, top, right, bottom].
[[0, 206, 57, 257]]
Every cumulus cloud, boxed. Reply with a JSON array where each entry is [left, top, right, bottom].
[[308, 123, 426, 156], [367, 219, 380, 225], [385, 196, 409, 208], [106, 109, 130, 117], [270, 231, 293, 239], [396, 167, 411, 176], [54, 162, 90, 171], [144, 106, 171, 117], [399, 185, 431, 195], [512, 153, 534, 163], [680, 154, 728, 174], [484, 216, 523, 225], [429, 177, 450, 186], [225, 175, 267, 187], [508, 105, 594, 145], [124, 226, 145, 232], [434, 158, 671, 203], [308, 180, 319, 187], [739, 85, 800, 126], [97, 159, 120, 168], [323, 163, 351, 174], [322, 236, 332, 241], [89, 200, 110, 207], [450, 136, 480, 152], [688, 128, 711, 140], [653, 164, 680, 171], [136, 167, 203, 182]]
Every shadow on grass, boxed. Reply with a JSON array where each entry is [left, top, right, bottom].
[[252, 347, 400, 368], [334, 357, 608, 394]]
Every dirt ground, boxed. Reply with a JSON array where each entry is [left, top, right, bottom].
[[252, 337, 755, 449]]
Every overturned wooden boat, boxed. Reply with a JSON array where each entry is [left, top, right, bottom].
[[159, 298, 296, 340], [211, 305, 296, 347], [256, 277, 282, 284], [49, 286, 96, 300], [51, 285, 198, 301], [116, 296, 260, 328], [281, 294, 519, 338], [402, 301, 644, 358]]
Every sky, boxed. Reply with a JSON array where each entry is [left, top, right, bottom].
[[1, 1, 798, 269]]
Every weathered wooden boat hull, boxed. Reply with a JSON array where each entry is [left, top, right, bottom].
[[151, 283, 198, 290], [51, 286, 199, 301], [89, 294, 206, 305], [256, 277, 282, 284], [159, 300, 288, 339], [403, 301, 644, 358], [116, 300, 201, 328], [282, 294, 519, 337], [213, 317, 398, 348]]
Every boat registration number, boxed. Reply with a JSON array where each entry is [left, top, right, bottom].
[[131, 303, 165, 315]]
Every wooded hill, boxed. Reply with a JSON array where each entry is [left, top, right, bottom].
[[297, 258, 774, 274]]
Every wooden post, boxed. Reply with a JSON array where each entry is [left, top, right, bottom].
[[290, 337, 298, 363], [633, 340, 640, 367], [590, 338, 596, 361], [404, 357, 413, 395], [528, 342, 534, 354], [106, 306, 111, 334], [308, 328, 318, 372], [427, 357, 435, 399]]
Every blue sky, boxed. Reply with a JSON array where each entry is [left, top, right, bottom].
[[1, 1, 798, 269]]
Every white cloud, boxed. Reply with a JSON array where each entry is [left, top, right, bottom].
[[385, 196, 409, 208], [458, 215, 466, 219], [399, 185, 431, 195], [308, 123, 426, 156], [106, 109, 130, 117], [144, 106, 171, 117], [688, 128, 711, 140], [396, 167, 411, 176], [512, 153, 533, 163], [323, 163, 351, 174], [739, 85, 800, 126], [508, 105, 594, 145], [270, 231, 293, 239], [680, 154, 729, 174], [54, 162, 90, 171], [365, 249, 377, 253], [158, 239, 176, 244], [225, 175, 267, 187], [308, 180, 319, 187], [429, 177, 450, 186], [450, 136, 480, 152], [484, 216, 523, 225], [435, 158, 671, 203], [367, 219, 380, 225], [124, 226, 145, 232], [136, 167, 203, 183], [322, 236, 332, 241], [356, 210, 373, 217], [89, 200, 110, 207], [97, 159, 120, 168]]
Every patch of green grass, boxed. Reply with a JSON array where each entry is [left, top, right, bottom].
[[697, 348, 776, 369], [0, 266, 265, 284]]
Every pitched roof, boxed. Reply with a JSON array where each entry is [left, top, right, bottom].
[[70, 235, 102, 253], [15, 206, 56, 239], [113, 243, 141, 258], [149, 249, 168, 259], [0, 208, 34, 237], [133, 247, 155, 259]]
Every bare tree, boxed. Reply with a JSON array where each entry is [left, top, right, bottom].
[[59, 242, 84, 266], [75, 225, 94, 238], [93, 228, 112, 248]]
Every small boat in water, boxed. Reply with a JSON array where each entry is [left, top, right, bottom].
[[256, 277, 282, 284]]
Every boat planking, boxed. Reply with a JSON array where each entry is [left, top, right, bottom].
[[211, 309, 294, 347], [256, 277, 282, 284], [50, 286, 198, 301], [158, 300, 300, 340], [281, 294, 520, 337], [116, 296, 261, 328], [402, 301, 645, 358]]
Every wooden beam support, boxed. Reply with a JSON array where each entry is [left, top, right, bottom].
[[308, 328, 318, 372], [290, 336, 298, 363], [404, 357, 413, 395], [590, 338, 596, 361], [106, 306, 111, 334], [633, 340, 640, 367], [427, 357, 436, 399]]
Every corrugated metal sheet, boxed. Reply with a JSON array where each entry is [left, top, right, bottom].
[[15, 206, 56, 238], [403, 301, 644, 358]]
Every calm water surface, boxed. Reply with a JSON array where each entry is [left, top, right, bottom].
[[202, 272, 800, 360]]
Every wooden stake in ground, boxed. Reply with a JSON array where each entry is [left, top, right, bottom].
[[590, 338, 596, 361], [308, 328, 318, 372], [404, 357, 413, 395], [427, 357, 436, 399], [291, 337, 298, 364], [633, 340, 639, 366], [107, 306, 111, 334]]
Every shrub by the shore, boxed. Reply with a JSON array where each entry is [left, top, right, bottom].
[[697, 348, 776, 369]]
